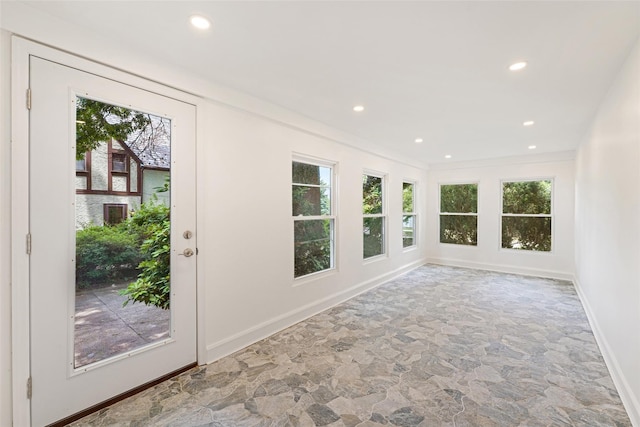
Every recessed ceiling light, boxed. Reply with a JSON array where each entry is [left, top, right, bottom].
[[523, 120, 535, 126], [353, 105, 364, 112], [445, 154, 452, 159], [190, 15, 211, 30], [528, 145, 537, 150], [414, 138, 423, 143], [509, 61, 528, 71], [509, 61, 527, 71]]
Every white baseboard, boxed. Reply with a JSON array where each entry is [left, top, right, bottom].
[[205, 259, 426, 364], [424, 257, 574, 281], [572, 276, 640, 427]]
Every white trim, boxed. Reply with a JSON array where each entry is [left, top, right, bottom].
[[11, 34, 32, 427], [572, 276, 640, 426], [424, 257, 574, 281], [206, 259, 426, 363], [195, 104, 207, 366]]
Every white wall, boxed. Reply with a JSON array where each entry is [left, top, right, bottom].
[[425, 154, 576, 279], [574, 39, 640, 425], [200, 102, 427, 360]]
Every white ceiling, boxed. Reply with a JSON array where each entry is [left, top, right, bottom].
[[15, 1, 640, 165]]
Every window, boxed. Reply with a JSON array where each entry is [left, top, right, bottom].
[[112, 152, 127, 172], [104, 204, 127, 225], [292, 159, 335, 278], [501, 179, 552, 251], [76, 153, 87, 172], [439, 183, 478, 246], [363, 173, 385, 259], [402, 182, 416, 248]]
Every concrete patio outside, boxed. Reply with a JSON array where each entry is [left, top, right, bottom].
[[74, 282, 170, 367]]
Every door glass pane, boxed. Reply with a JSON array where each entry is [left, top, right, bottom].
[[74, 97, 172, 368]]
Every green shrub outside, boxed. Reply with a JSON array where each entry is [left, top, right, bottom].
[[120, 199, 171, 310], [75, 194, 171, 310], [75, 223, 144, 288]]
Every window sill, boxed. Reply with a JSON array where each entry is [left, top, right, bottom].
[[499, 247, 554, 255], [292, 268, 337, 287], [438, 242, 478, 248], [402, 245, 418, 253], [363, 254, 387, 265]]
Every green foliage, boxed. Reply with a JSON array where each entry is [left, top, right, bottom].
[[402, 182, 414, 213], [502, 180, 551, 214], [120, 199, 171, 309], [363, 175, 383, 214], [75, 97, 151, 158], [440, 184, 477, 213], [292, 162, 322, 185], [502, 217, 551, 251], [294, 219, 332, 277], [363, 217, 384, 258], [440, 215, 478, 246], [75, 223, 144, 288], [292, 162, 331, 216]]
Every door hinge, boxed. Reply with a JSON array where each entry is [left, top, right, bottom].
[[27, 377, 32, 399], [26, 88, 31, 110], [26, 233, 31, 255]]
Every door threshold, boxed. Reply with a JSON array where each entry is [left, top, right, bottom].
[[46, 362, 198, 427]]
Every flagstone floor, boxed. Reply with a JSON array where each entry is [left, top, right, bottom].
[[70, 265, 631, 426]]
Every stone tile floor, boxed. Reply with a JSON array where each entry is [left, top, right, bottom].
[[70, 265, 631, 426], [75, 283, 170, 367]]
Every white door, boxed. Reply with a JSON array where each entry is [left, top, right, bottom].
[[29, 56, 197, 426]]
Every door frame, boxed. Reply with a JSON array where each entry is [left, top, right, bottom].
[[11, 37, 207, 426]]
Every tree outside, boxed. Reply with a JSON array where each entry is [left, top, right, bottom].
[[440, 183, 478, 246]]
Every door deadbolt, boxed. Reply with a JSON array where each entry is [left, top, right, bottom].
[[180, 248, 194, 257], [183, 230, 193, 239]]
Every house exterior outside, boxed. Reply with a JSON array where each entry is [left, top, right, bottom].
[[75, 137, 170, 229]]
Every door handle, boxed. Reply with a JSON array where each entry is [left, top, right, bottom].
[[179, 248, 194, 257]]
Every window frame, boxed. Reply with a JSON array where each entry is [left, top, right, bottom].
[[292, 155, 337, 280], [103, 203, 128, 225], [111, 151, 129, 174], [438, 181, 479, 247], [500, 178, 554, 253], [362, 170, 387, 261], [75, 152, 88, 172], [402, 180, 417, 249]]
